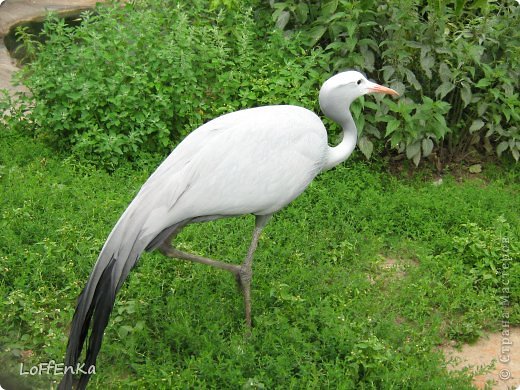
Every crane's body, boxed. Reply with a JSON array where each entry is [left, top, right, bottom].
[[140, 105, 327, 227], [59, 71, 398, 389]]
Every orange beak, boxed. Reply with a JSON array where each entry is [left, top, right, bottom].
[[368, 84, 400, 96]]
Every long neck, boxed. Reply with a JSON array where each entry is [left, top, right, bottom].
[[323, 109, 357, 170]]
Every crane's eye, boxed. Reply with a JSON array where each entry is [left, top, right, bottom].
[[357, 79, 362, 85]]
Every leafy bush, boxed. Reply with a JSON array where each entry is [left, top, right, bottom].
[[13, 0, 328, 168], [7, 0, 518, 168], [269, 0, 520, 165]]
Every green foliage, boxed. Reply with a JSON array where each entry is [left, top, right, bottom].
[[1, 132, 518, 388], [13, 0, 326, 169], [5, 0, 518, 169], [420, 217, 520, 341], [450, 218, 519, 291], [269, 0, 520, 165]]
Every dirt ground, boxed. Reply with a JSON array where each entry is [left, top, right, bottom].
[[443, 328, 520, 389]]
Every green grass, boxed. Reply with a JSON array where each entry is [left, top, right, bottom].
[[0, 129, 518, 389]]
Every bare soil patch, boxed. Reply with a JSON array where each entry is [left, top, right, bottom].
[[443, 328, 520, 389]]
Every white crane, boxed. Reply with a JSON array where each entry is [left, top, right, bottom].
[[58, 70, 398, 389]]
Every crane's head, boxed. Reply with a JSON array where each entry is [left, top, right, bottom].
[[319, 71, 398, 123]]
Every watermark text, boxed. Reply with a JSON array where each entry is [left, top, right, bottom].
[[19, 360, 95, 376]]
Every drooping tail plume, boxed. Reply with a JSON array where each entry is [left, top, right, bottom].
[[58, 206, 154, 389]]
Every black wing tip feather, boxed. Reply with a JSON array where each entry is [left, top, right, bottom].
[[58, 256, 118, 389]]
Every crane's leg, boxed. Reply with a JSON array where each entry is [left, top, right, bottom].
[[158, 215, 271, 329], [159, 241, 241, 273], [236, 214, 270, 329]]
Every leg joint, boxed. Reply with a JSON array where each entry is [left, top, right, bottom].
[[238, 265, 252, 285]]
